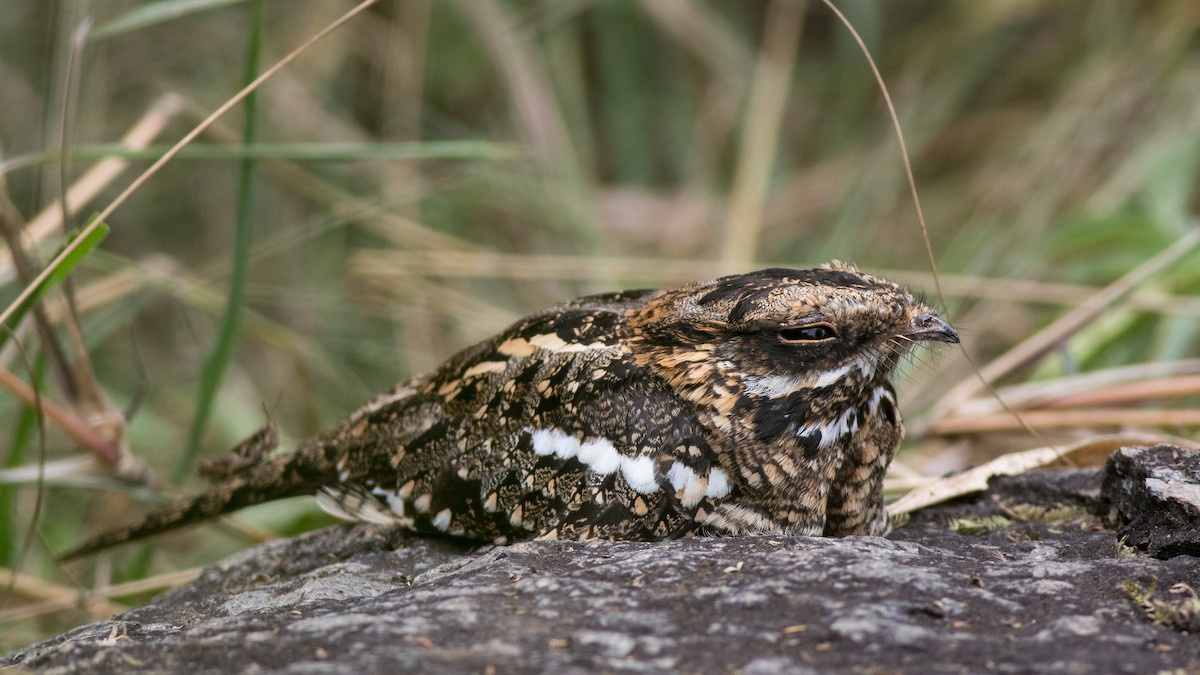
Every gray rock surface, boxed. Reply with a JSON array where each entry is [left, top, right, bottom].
[[5, 449, 1200, 674], [1103, 444, 1200, 558]]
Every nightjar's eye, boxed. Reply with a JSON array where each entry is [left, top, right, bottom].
[[779, 323, 838, 343]]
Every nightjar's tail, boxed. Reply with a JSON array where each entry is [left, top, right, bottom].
[[57, 439, 337, 561]]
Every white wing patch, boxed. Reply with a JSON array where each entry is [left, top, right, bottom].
[[666, 461, 731, 506], [530, 428, 580, 460], [382, 489, 407, 517], [620, 455, 658, 494], [526, 426, 665, 495], [431, 508, 452, 531], [577, 437, 622, 475], [413, 493, 432, 513], [527, 428, 624, 478], [705, 467, 732, 499], [666, 461, 705, 507]]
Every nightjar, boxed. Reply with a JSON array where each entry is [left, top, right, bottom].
[[61, 262, 957, 560]]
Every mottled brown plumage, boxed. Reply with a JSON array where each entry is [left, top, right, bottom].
[[60, 263, 957, 560]]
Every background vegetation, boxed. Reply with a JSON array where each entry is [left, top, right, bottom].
[[2, 0, 1198, 648]]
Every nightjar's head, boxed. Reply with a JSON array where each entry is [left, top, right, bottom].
[[627, 262, 958, 403]]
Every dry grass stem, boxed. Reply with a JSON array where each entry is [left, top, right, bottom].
[[80, 0, 381, 241], [931, 228, 1200, 419], [1, 94, 184, 282], [0, 567, 125, 622], [0, 567, 202, 624], [1042, 374, 1200, 409], [0, 367, 119, 462], [188, 108, 483, 253], [887, 432, 1199, 516], [451, 0, 577, 177], [947, 361, 1200, 420], [638, 0, 752, 91], [933, 408, 1200, 435], [721, 0, 804, 264], [347, 250, 1200, 317]]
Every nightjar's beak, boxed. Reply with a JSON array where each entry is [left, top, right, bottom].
[[909, 312, 959, 344]]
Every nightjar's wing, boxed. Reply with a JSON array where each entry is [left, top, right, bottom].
[[318, 291, 733, 543]]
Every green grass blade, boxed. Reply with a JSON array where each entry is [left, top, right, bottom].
[[173, 0, 264, 485], [126, 141, 514, 161], [0, 220, 110, 354], [91, 0, 251, 40], [0, 360, 45, 567], [0, 141, 517, 173]]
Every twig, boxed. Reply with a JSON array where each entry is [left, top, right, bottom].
[[0, 366, 119, 462]]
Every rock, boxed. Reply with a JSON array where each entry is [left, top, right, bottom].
[[1102, 444, 1200, 558], [6, 453, 1200, 674]]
